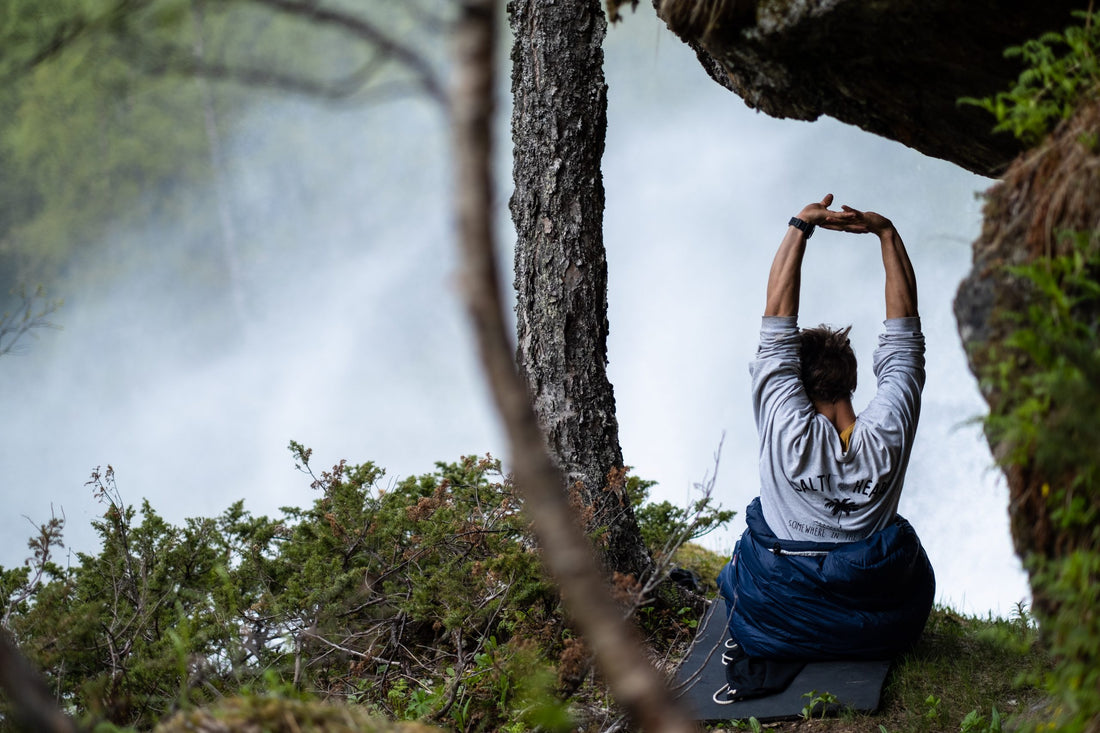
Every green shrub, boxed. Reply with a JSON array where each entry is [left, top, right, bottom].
[[960, 9, 1100, 145], [1, 447, 720, 731]]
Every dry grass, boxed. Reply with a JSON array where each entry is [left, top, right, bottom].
[[978, 98, 1100, 264]]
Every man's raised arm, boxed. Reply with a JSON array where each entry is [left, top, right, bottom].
[[764, 194, 838, 317], [824, 206, 919, 319], [878, 224, 918, 319]]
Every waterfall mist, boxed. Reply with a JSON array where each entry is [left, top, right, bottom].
[[0, 12, 1028, 617]]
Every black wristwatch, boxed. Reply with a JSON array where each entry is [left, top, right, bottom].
[[788, 216, 815, 238]]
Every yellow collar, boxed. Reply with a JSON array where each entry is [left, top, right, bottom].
[[839, 422, 855, 452]]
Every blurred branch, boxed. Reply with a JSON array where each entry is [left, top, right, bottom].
[[136, 48, 424, 102], [6, 0, 446, 104], [6, 0, 153, 74], [448, 1, 696, 729], [0, 629, 77, 733], [241, 0, 446, 102], [0, 287, 62, 359]]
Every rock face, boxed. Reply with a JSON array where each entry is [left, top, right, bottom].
[[954, 99, 1100, 563], [655, 0, 1085, 176]]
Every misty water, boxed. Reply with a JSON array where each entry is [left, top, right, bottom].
[[0, 13, 1029, 617]]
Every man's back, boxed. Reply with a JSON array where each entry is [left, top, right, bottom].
[[752, 315, 925, 542]]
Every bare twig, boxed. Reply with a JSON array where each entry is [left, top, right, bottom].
[[298, 628, 372, 660], [635, 435, 727, 608]]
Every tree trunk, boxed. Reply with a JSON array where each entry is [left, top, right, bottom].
[[508, 0, 653, 580]]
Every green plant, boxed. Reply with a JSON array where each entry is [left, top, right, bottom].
[[877, 605, 1049, 733], [982, 233, 1100, 540], [924, 693, 943, 722], [0, 450, 573, 730], [984, 234, 1100, 500], [961, 705, 1003, 733], [959, 9, 1100, 145], [677, 606, 699, 629], [800, 689, 839, 720]]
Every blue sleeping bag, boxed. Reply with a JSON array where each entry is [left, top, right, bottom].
[[717, 498, 935, 661]]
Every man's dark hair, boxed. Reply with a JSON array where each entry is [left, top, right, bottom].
[[799, 325, 857, 403]]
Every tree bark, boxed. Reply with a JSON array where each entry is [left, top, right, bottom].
[[451, 3, 695, 728], [508, 0, 653, 581]]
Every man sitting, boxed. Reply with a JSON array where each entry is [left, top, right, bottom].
[[715, 195, 935, 702]]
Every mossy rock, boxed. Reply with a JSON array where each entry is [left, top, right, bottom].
[[154, 695, 443, 733], [955, 97, 1100, 562]]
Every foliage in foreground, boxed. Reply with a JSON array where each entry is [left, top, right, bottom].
[[977, 233, 1100, 732], [960, 8, 1100, 731], [0, 447, 731, 731]]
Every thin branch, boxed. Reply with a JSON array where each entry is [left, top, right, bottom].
[[298, 628, 372, 660], [243, 0, 446, 102], [635, 435, 727, 607]]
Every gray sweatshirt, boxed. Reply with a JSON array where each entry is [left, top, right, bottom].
[[750, 315, 925, 542]]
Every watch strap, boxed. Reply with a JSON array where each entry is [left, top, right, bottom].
[[788, 216, 815, 238]]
